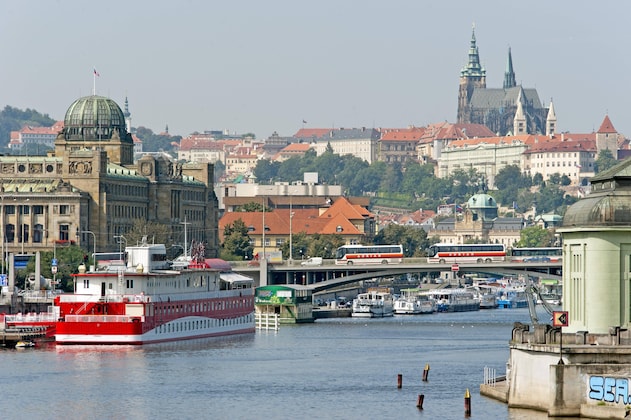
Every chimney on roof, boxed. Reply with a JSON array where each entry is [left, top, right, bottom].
[[561, 133, 564, 142]]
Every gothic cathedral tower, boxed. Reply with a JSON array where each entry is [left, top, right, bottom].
[[457, 25, 486, 123]]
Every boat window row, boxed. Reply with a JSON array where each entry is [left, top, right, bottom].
[[155, 313, 254, 334], [155, 298, 252, 315]]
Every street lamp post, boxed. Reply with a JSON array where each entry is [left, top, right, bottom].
[[114, 235, 127, 260], [80, 230, 96, 268], [289, 194, 294, 265]]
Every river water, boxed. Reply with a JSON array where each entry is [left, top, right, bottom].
[[2, 308, 552, 420]]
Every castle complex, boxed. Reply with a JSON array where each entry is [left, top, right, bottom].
[[457, 27, 550, 136]]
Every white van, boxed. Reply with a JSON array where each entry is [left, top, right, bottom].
[[301, 257, 323, 266]]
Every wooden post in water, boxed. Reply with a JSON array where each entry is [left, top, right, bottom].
[[422, 363, 430, 381], [397, 374, 402, 388], [464, 388, 471, 416], [416, 394, 424, 409]]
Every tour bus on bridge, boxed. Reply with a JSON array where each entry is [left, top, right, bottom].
[[427, 243, 506, 264], [335, 244, 403, 265]]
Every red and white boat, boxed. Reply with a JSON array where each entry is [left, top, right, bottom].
[[54, 239, 255, 344]]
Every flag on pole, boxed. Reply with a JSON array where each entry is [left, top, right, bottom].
[[93, 68, 100, 77]]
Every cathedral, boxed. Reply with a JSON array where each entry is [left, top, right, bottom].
[[457, 27, 550, 136]]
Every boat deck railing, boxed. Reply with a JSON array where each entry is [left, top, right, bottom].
[[2, 312, 57, 324]]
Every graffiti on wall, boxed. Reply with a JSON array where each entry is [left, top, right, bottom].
[[589, 376, 631, 404]]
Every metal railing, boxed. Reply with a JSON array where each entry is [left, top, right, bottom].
[[255, 312, 279, 331]]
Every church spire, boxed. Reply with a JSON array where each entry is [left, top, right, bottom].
[[460, 24, 486, 78], [123, 96, 131, 133], [546, 99, 556, 136], [513, 87, 527, 135], [503, 47, 516, 89]]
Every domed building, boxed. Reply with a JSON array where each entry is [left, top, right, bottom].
[[57, 95, 134, 165], [467, 191, 498, 221], [428, 190, 522, 246], [0, 95, 219, 302]]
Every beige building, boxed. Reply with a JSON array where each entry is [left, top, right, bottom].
[[310, 127, 380, 164], [0, 95, 219, 258]]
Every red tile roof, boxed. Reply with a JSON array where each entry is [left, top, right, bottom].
[[293, 128, 332, 139], [281, 143, 312, 152], [379, 127, 426, 141], [218, 196, 373, 239], [598, 115, 617, 134]]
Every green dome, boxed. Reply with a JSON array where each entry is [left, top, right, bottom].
[[467, 193, 497, 209], [63, 95, 127, 141]]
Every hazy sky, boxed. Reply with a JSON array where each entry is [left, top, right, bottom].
[[1, 1, 629, 139]]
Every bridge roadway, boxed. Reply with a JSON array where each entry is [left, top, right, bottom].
[[232, 259, 562, 292]]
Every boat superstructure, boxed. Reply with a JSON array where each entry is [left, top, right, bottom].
[[394, 288, 435, 315], [424, 289, 480, 312], [352, 289, 394, 318]]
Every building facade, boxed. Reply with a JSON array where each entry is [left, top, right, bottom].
[[0, 95, 219, 258]]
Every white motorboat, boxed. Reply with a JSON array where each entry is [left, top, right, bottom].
[[352, 290, 394, 318]]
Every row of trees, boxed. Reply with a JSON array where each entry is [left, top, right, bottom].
[[254, 147, 588, 216], [220, 216, 559, 261]]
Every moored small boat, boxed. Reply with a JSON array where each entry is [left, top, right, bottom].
[[352, 289, 394, 318], [423, 289, 480, 312], [15, 340, 35, 348]]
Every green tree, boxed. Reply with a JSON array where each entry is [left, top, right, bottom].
[[313, 150, 344, 185], [379, 162, 403, 192], [595, 149, 617, 173], [253, 159, 280, 183], [22, 245, 86, 292], [126, 219, 172, 249], [280, 231, 311, 260], [532, 173, 544, 186], [0, 105, 56, 147], [135, 126, 180, 154], [375, 224, 429, 257], [237, 202, 266, 212], [278, 156, 304, 181], [400, 162, 434, 195], [220, 219, 253, 260], [548, 173, 562, 185], [515, 226, 556, 247]]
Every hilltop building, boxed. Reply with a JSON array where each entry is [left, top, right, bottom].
[[457, 27, 549, 136], [294, 127, 381, 164]]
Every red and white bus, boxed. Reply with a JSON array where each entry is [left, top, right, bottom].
[[335, 244, 404, 265], [427, 243, 506, 263]]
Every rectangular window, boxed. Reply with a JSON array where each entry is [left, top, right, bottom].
[[59, 205, 69, 215], [59, 225, 69, 241], [33, 205, 44, 215]]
